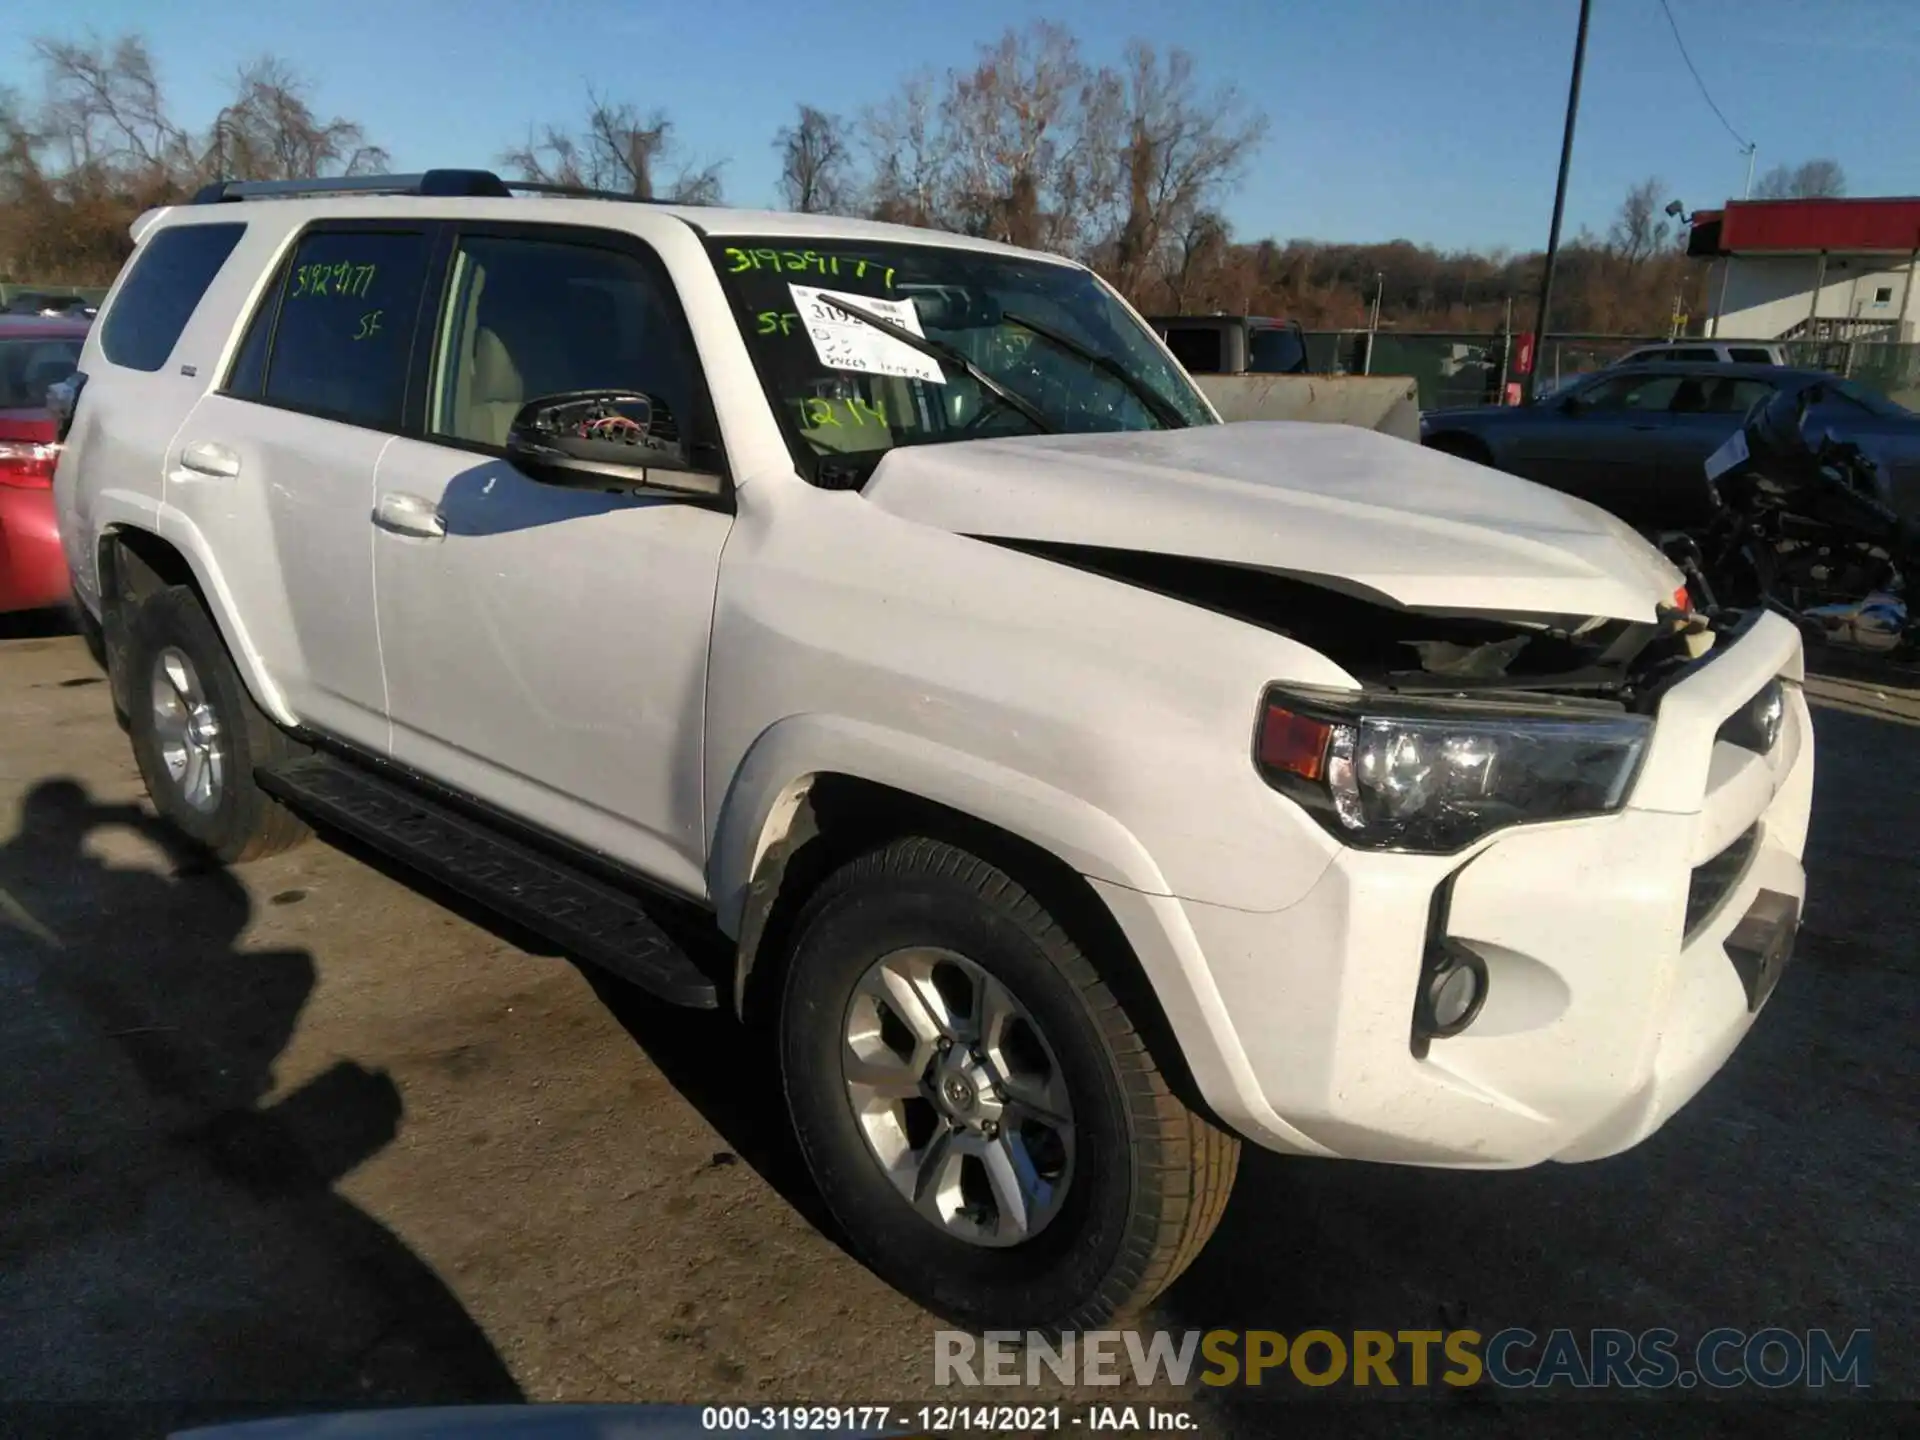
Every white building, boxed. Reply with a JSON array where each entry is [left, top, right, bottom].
[[1688, 196, 1920, 342]]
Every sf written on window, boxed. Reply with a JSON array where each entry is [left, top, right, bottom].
[[254, 230, 432, 430]]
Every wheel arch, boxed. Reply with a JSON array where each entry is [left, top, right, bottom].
[[709, 718, 1215, 1119], [95, 519, 292, 727]]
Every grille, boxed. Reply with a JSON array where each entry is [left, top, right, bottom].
[[1685, 823, 1761, 939]]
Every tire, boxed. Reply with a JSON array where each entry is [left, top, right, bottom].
[[779, 836, 1239, 1331], [125, 585, 310, 863]]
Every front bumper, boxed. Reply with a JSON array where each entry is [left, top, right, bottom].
[[1146, 610, 1813, 1168]]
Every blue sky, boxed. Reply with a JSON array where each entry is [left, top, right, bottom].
[[6, 0, 1918, 252]]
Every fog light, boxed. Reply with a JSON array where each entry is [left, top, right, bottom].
[[1414, 943, 1488, 1039]]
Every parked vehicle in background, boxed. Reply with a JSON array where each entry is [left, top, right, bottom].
[[1611, 340, 1790, 368], [1148, 312, 1420, 438], [0, 315, 88, 613], [59, 171, 1811, 1332], [1147, 314, 1310, 376], [1421, 361, 1919, 533], [1668, 377, 1916, 656], [4, 293, 97, 319]]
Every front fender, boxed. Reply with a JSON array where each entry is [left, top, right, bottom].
[[704, 711, 1335, 1158], [706, 712, 1176, 939]]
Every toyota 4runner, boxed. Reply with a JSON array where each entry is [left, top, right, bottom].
[[53, 170, 1814, 1331]]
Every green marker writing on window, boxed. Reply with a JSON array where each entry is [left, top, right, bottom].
[[353, 310, 384, 341]]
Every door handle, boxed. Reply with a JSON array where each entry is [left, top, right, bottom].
[[373, 492, 447, 539], [174, 441, 240, 479]]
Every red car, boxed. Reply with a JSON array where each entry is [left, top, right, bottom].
[[0, 314, 88, 614]]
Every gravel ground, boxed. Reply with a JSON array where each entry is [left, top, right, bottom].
[[0, 625, 1913, 1439]]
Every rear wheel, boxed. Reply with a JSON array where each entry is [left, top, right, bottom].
[[125, 585, 310, 862], [779, 836, 1238, 1330]]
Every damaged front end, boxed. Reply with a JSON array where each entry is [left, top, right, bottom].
[[996, 540, 1720, 714]]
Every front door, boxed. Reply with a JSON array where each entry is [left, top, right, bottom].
[[371, 225, 732, 898]]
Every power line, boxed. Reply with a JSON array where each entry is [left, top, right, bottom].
[[1657, 0, 1752, 150]]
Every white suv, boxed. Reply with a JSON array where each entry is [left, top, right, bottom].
[[54, 171, 1814, 1331]]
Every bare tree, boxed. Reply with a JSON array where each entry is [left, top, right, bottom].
[[1104, 42, 1267, 296], [32, 34, 190, 180], [501, 93, 724, 204], [774, 104, 853, 214], [1752, 158, 1847, 200], [1608, 177, 1672, 267], [861, 72, 949, 228], [0, 33, 388, 284], [212, 57, 388, 182], [1161, 208, 1232, 312], [940, 22, 1095, 250]]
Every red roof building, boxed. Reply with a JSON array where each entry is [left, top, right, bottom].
[[1687, 197, 1920, 342]]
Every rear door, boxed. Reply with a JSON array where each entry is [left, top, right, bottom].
[[166, 220, 437, 748], [1647, 374, 1777, 526]]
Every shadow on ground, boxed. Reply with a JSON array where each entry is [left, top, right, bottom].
[[1154, 701, 1915, 1434], [0, 778, 521, 1432]]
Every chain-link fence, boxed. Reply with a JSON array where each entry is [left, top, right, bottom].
[[1304, 330, 1920, 413]]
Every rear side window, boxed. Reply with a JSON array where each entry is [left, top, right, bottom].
[[100, 222, 245, 372], [262, 229, 432, 429], [1248, 325, 1306, 374], [1163, 326, 1225, 374], [1665, 347, 1716, 362], [1729, 347, 1775, 365]]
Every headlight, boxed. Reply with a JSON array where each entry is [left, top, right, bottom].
[[1255, 686, 1653, 853]]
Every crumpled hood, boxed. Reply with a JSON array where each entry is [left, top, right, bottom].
[[862, 421, 1684, 623]]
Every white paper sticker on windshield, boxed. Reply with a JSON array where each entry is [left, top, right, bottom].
[[1704, 427, 1749, 481], [789, 283, 946, 385]]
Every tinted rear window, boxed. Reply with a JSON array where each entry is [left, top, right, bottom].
[[0, 336, 84, 409], [100, 223, 245, 372], [1164, 326, 1225, 373], [1729, 347, 1775, 364], [1247, 325, 1306, 374]]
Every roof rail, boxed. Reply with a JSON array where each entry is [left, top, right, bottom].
[[188, 169, 666, 207], [190, 169, 514, 204], [501, 179, 661, 204]]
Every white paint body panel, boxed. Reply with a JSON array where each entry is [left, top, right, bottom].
[[58, 194, 1813, 1173]]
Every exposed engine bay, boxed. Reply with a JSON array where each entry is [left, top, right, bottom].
[[998, 540, 1717, 712]]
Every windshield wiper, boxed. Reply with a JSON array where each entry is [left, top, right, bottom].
[[1000, 309, 1191, 429], [816, 294, 1055, 435]]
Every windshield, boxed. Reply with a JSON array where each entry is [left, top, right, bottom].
[[707, 237, 1214, 484]]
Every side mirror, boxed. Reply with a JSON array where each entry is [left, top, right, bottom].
[[505, 390, 723, 498], [1555, 392, 1583, 415]]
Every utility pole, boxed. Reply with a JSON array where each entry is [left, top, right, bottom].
[[1526, 0, 1593, 403], [1742, 143, 1757, 200]]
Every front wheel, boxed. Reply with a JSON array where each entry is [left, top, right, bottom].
[[779, 836, 1238, 1331]]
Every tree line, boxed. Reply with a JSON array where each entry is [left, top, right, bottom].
[[0, 27, 1850, 338]]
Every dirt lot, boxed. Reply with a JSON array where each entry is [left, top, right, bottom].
[[0, 626, 1914, 1438]]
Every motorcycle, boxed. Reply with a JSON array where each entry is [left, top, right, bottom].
[[1660, 377, 1916, 657]]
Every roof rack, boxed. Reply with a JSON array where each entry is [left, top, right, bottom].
[[189, 168, 662, 206]]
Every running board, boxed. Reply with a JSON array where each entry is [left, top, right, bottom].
[[257, 753, 718, 1008]]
